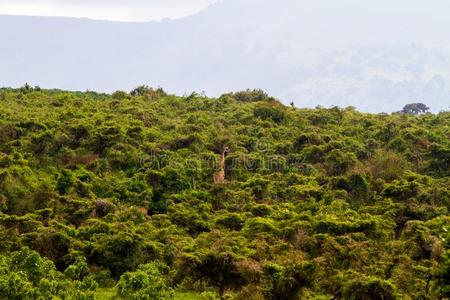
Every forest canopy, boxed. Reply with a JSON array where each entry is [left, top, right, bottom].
[[0, 86, 449, 299]]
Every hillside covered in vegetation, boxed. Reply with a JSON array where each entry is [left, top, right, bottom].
[[0, 86, 449, 299]]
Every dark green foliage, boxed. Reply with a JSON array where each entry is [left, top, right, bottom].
[[254, 103, 286, 123], [324, 149, 356, 175], [226, 89, 270, 102], [435, 230, 450, 297], [216, 213, 245, 231], [92, 232, 147, 278], [293, 133, 323, 151], [56, 169, 74, 195], [263, 262, 314, 300], [426, 143, 450, 177], [333, 173, 370, 202], [0, 87, 448, 298], [181, 252, 246, 299], [130, 85, 167, 99], [340, 274, 399, 300]]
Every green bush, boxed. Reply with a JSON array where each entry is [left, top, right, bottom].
[[263, 262, 315, 300], [340, 274, 400, 300], [227, 89, 270, 102], [216, 213, 245, 231], [116, 263, 170, 300], [254, 104, 286, 123], [324, 149, 356, 175], [0, 248, 96, 300], [243, 217, 279, 237], [0, 88, 448, 299]]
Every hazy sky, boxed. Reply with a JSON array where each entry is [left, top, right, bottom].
[[0, 0, 221, 21], [1, 0, 450, 112]]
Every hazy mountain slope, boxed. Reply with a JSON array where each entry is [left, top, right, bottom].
[[1, 0, 450, 112]]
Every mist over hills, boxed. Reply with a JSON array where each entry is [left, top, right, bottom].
[[1, 0, 450, 112]]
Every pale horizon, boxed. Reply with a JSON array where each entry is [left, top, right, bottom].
[[0, 0, 221, 22]]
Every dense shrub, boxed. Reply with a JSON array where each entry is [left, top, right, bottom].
[[263, 262, 315, 300], [340, 274, 400, 300], [0, 88, 448, 299], [324, 149, 356, 175], [116, 263, 170, 300], [0, 248, 96, 300], [215, 213, 245, 231], [227, 89, 270, 102], [366, 150, 408, 181], [181, 252, 247, 299], [254, 103, 286, 123], [436, 231, 450, 297]]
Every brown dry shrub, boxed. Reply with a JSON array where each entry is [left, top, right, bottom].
[[363, 150, 408, 181]]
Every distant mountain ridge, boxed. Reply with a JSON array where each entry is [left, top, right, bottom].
[[1, 0, 450, 112]]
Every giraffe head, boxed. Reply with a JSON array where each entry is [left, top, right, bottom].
[[223, 146, 231, 155]]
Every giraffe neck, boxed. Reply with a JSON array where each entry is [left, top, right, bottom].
[[220, 152, 226, 170]]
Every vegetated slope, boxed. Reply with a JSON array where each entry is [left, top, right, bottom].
[[0, 86, 449, 299]]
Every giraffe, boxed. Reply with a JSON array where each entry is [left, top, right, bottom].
[[213, 146, 230, 184]]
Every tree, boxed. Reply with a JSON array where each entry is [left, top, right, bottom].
[[263, 262, 315, 300], [340, 275, 400, 300], [116, 263, 169, 300], [56, 169, 74, 195], [435, 231, 450, 298], [254, 103, 286, 123], [401, 103, 430, 115], [130, 85, 167, 99], [0, 248, 96, 300], [181, 252, 246, 300], [130, 85, 152, 96], [230, 89, 269, 102], [426, 143, 450, 177], [93, 232, 146, 278], [324, 149, 356, 176], [112, 90, 130, 100]]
